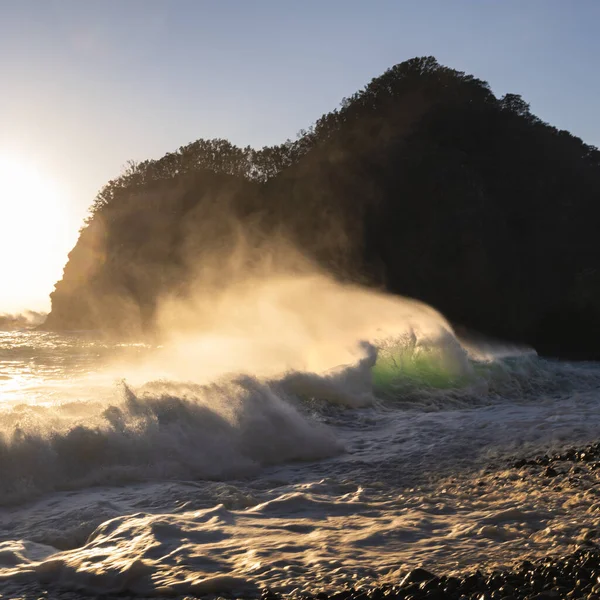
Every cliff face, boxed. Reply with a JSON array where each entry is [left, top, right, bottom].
[[44, 57, 600, 359]]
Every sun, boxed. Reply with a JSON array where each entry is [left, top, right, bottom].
[[0, 156, 74, 313]]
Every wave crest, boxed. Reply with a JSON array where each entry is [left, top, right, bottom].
[[0, 377, 341, 506]]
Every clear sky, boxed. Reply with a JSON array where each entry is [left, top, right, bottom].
[[0, 0, 598, 311]]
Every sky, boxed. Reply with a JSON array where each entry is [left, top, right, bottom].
[[0, 0, 599, 311]]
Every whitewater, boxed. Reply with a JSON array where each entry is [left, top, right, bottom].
[[1, 275, 600, 598]]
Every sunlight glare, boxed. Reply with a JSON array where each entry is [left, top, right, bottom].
[[0, 156, 74, 313]]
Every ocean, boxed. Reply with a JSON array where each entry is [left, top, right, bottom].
[[1, 277, 599, 598]]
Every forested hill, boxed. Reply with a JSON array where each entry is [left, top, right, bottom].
[[43, 57, 600, 360]]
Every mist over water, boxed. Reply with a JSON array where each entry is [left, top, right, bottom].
[[144, 274, 458, 381], [2, 272, 600, 596], [0, 310, 46, 330]]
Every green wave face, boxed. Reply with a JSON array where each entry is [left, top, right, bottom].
[[371, 337, 473, 392]]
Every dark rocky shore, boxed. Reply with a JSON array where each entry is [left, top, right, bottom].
[[257, 444, 600, 600], [4, 441, 600, 600], [262, 543, 600, 600]]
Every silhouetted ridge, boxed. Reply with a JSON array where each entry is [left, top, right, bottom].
[[44, 57, 600, 359]]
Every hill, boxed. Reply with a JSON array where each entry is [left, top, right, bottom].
[[43, 57, 600, 360]]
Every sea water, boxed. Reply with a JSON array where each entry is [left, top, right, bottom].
[[1, 279, 600, 597]]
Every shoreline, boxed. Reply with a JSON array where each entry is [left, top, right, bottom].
[[3, 440, 600, 599]]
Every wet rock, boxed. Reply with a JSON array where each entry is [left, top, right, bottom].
[[419, 577, 441, 592], [400, 568, 437, 586], [498, 583, 515, 595]]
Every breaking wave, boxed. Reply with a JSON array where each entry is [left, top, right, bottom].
[[0, 376, 341, 506], [2, 328, 600, 506]]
